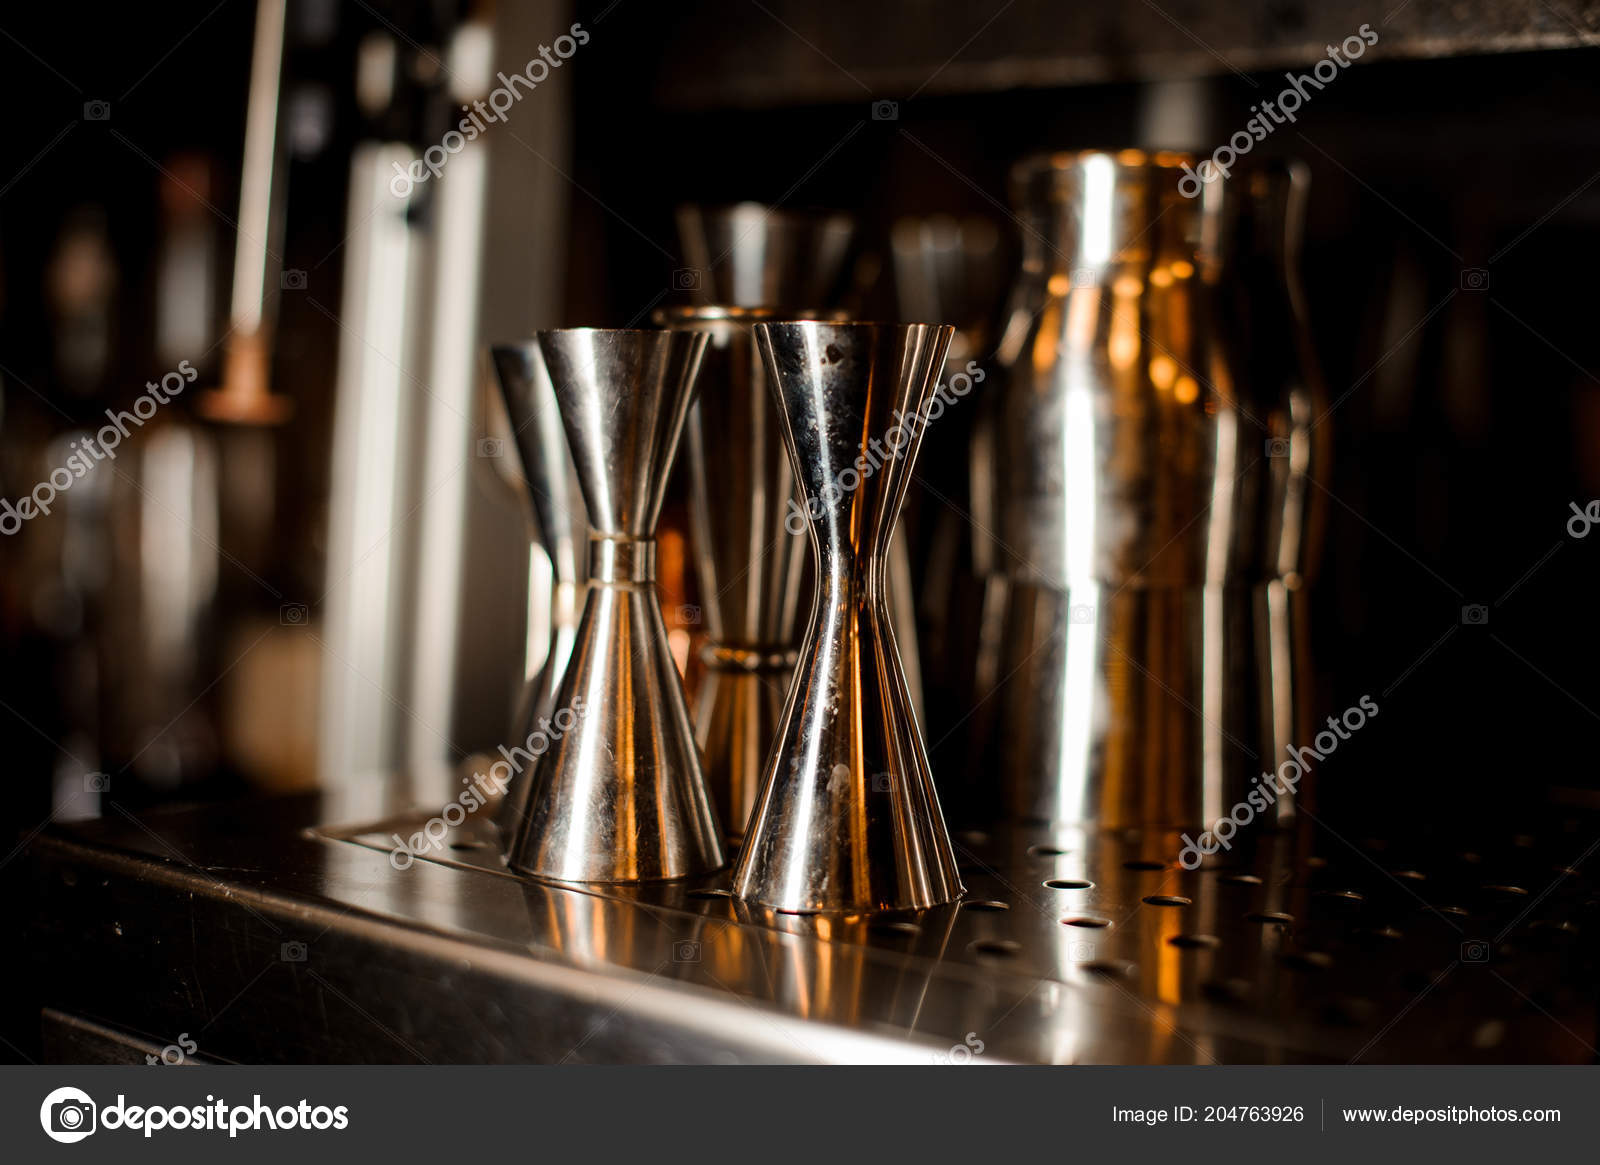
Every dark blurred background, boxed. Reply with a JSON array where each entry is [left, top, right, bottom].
[[3, 1, 1599, 1058]]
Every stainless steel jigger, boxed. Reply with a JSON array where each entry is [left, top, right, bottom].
[[489, 342, 588, 840], [655, 306, 812, 842], [733, 321, 964, 913], [507, 328, 725, 883]]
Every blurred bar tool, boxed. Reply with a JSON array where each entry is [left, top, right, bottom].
[[887, 215, 1007, 770], [1220, 161, 1329, 778], [654, 306, 814, 842], [976, 150, 1296, 830], [196, 0, 294, 427], [488, 342, 588, 838], [734, 321, 963, 913], [507, 329, 724, 883]]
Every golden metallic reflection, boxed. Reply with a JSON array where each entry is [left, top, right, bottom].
[[1149, 355, 1177, 391]]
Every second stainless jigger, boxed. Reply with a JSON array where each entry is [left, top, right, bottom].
[[507, 328, 725, 883], [733, 321, 964, 913]]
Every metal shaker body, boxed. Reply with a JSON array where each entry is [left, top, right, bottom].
[[977, 150, 1299, 830]]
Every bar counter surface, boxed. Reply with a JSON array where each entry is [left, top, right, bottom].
[[20, 793, 1596, 1064]]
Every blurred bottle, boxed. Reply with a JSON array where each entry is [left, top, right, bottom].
[[96, 159, 226, 795]]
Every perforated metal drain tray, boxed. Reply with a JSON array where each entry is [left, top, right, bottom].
[[22, 795, 1597, 1063]]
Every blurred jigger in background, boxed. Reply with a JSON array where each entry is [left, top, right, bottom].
[[676, 202, 854, 308], [674, 203, 927, 750], [488, 342, 588, 840], [506, 329, 725, 883], [888, 215, 1008, 768], [733, 321, 964, 913], [654, 306, 833, 842]]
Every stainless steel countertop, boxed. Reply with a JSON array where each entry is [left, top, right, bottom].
[[21, 795, 1596, 1064]]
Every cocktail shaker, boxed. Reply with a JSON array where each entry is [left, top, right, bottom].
[[973, 149, 1319, 830]]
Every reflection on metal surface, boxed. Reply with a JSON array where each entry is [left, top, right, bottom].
[[975, 149, 1317, 829], [733, 901, 959, 1028], [734, 322, 963, 913], [507, 329, 725, 883], [489, 342, 589, 838], [656, 306, 824, 841], [46, 797, 1593, 1063]]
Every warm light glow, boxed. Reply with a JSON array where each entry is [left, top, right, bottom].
[[1149, 267, 1174, 289], [1112, 274, 1143, 298], [1108, 301, 1140, 369], [1173, 376, 1199, 404], [1047, 272, 1073, 296], [1170, 259, 1194, 279], [1064, 292, 1097, 352], [1148, 355, 1177, 391], [1035, 300, 1064, 371]]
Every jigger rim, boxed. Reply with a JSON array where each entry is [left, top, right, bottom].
[[529, 326, 679, 338], [488, 330, 675, 356], [749, 319, 956, 332], [1012, 148, 1304, 188], [652, 305, 851, 325], [1012, 147, 1202, 177], [675, 200, 854, 225]]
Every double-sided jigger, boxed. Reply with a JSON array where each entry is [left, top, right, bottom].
[[733, 321, 965, 913], [489, 342, 587, 840], [507, 328, 725, 883]]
